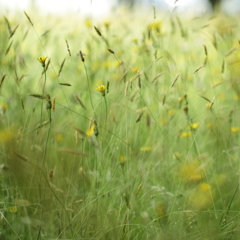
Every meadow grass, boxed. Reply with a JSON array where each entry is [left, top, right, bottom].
[[1, 6, 240, 240]]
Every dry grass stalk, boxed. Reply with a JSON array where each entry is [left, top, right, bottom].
[[5, 41, 13, 55], [203, 45, 208, 56], [49, 182, 64, 194], [146, 56, 163, 72], [110, 110, 116, 123], [171, 74, 180, 87], [58, 58, 66, 77], [176, 15, 185, 37], [9, 24, 19, 39], [94, 26, 102, 36], [136, 112, 143, 123], [65, 39, 71, 56], [130, 89, 139, 102], [138, 76, 141, 89], [225, 47, 236, 57], [13, 151, 28, 162], [58, 147, 86, 157], [17, 74, 28, 83], [28, 94, 46, 100], [36, 120, 49, 129], [74, 94, 86, 110], [24, 11, 33, 26], [79, 51, 85, 62], [209, 97, 215, 110], [108, 48, 114, 54], [93, 119, 99, 136], [72, 126, 87, 137], [152, 72, 163, 83], [0, 74, 7, 88], [183, 105, 188, 116], [49, 167, 56, 180], [229, 110, 233, 124], [4, 16, 12, 35], [52, 97, 55, 112], [136, 183, 143, 195], [59, 83, 71, 86], [144, 71, 149, 81], [146, 112, 151, 127], [20, 97, 25, 113], [198, 94, 211, 102], [125, 81, 129, 97], [193, 65, 204, 74], [45, 58, 51, 72], [107, 81, 110, 93], [212, 80, 227, 88], [151, 4, 156, 19], [162, 94, 166, 105], [222, 59, 225, 73]]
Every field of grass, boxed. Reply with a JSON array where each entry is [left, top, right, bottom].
[[1, 5, 240, 240]]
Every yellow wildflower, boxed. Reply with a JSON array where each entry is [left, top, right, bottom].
[[96, 85, 107, 96], [231, 127, 240, 133], [179, 160, 204, 183], [190, 123, 199, 130], [139, 146, 152, 152], [207, 123, 212, 129], [0, 104, 7, 115], [102, 61, 111, 68], [104, 22, 110, 28], [132, 38, 138, 43], [56, 134, 63, 142], [37, 56, 47, 67], [206, 102, 213, 110], [0, 129, 14, 143], [181, 132, 192, 138], [85, 20, 92, 27], [148, 22, 162, 33], [168, 109, 175, 116], [155, 202, 168, 222], [9, 206, 18, 213], [86, 125, 94, 137], [120, 156, 126, 165], [188, 183, 213, 210], [131, 67, 140, 73]]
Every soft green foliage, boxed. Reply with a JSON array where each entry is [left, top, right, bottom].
[[1, 8, 240, 240]]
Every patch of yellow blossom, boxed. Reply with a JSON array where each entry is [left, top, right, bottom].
[[120, 156, 126, 165], [86, 125, 94, 137], [190, 123, 199, 130], [9, 206, 18, 213], [132, 38, 138, 43], [85, 20, 92, 27], [181, 132, 192, 138], [56, 134, 63, 142], [0, 128, 14, 143], [148, 21, 162, 33], [231, 127, 240, 133], [139, 146, 152, 152], [179, 160, 204, 183], [0, 104, 7, 115], [188, 182, 213, 210], [131, 67, 140, 73], [168, 109, 176, 116]]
